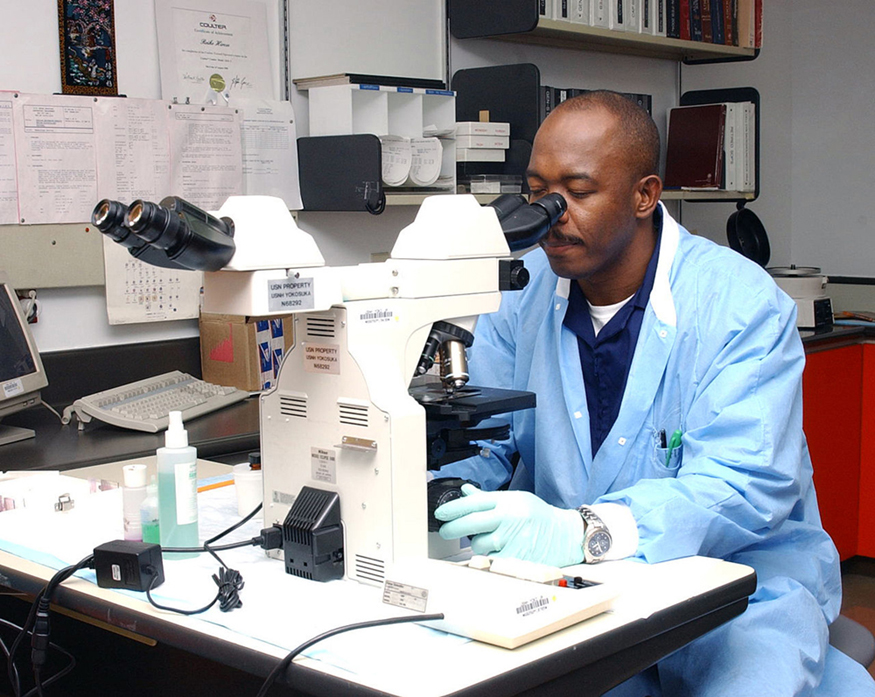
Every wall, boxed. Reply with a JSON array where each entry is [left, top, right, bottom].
[[0, 0, 285, 353], [11, 1, 870, 355], [681, 0, 875, 311]]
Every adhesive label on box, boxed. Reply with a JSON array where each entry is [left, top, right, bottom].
[[383, 580, 429, 612], [311, 447, 336, 484], [304, 342, 340, 374], [2, 378, 23, 398], [267, 277, 315, 312]]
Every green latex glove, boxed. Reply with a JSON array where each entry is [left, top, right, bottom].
[[434, 484, 584, 567]]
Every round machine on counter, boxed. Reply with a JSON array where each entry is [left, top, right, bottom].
[[767, 265, 834, 329]]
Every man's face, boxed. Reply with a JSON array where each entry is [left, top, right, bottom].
[[526, 107, 642, 283]]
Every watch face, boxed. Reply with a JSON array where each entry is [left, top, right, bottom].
[[587, 531, 612, 558]]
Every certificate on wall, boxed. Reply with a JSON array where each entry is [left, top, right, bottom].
[[155, 0, 274, 104]]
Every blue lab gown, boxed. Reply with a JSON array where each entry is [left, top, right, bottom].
[[441, 204, 875, 695]]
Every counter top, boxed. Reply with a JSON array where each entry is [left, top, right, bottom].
[[0, 397, 260, 471], [800, 324, 873, 351]]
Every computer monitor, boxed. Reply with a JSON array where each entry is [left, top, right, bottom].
[[0, 270, 48, 445]]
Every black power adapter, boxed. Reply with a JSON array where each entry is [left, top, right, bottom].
[[93, 540, 165, 591]]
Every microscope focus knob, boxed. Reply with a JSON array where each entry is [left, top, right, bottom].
[[499, 259, 530, 291]]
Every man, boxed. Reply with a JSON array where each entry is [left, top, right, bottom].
[[434, 91, 875, 695]]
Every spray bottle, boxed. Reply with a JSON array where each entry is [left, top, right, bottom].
[[157, 411, 199, 555]]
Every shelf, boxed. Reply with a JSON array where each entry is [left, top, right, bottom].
[[661, 190, 756, 202], [448, 1, 757, 64], [495, 19, 757, 63], [385, 191, 755, 207]]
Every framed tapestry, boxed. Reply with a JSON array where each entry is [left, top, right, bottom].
[[58, 0, 119, 95]]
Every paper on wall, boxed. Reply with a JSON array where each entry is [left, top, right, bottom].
[[12, 93, 98, 224], [0, 95, 19, 224], [239, 99, 302, 209]]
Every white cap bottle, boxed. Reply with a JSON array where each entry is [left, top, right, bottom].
[[156, 411, 199, 555]]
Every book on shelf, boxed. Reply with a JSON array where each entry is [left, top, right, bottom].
[[689, 0, 703, 41], [294, 73, 446, 91], [741, 101, 756, 191], [553, 0, 571, 20], [722, 0, 735, 45], [664, 103, 726, 189], [627, 0, 641, 32], [665, 101, 756, 192], [609, 0, 626, 30], [722, 102, 738, 191], [710, 0, 725, 44], [539, 86, 653, 119], [679, 0, 691, 40], [570, 0, 590, 24], [653, 0, 667, 36], [591, 0, 609, 27], [701, 0, 713, 43], [737, 0, 762, 49]]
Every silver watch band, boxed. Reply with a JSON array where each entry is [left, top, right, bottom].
[[578, 505, 612, 563]]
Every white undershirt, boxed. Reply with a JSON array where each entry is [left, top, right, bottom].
[[587, 295, 635, 336]]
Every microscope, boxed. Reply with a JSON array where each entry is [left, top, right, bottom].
[[93, 192, 565, 587]]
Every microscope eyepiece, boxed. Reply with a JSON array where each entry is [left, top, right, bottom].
[[122, 196, 236, 272], [92, 199, 139, 246], [487, 192, 567, 252], [530, 193, 567, 225]]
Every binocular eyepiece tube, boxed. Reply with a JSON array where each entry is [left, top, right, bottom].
[[92, 196, 236, 272]]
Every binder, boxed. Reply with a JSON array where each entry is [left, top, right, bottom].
[[297, 135, 385, 213]]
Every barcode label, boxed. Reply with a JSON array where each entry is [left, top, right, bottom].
[[360, 308, 393, 323], [516, 595, 551, 617]]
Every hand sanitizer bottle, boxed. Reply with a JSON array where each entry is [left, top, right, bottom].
[[157, 411, 199, 555]]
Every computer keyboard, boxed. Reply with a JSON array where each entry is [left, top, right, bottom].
[[61, 371, 251, 433]]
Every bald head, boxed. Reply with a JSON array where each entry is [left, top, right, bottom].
[[548, 90, 660, 181]]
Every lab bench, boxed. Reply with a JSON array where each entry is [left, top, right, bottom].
[[0, 456, 756, 697]]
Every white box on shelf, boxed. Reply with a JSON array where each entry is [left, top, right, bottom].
[[455, 122, 511, 137], [456, 148, 506, 163], [455, 134, 510, 149]]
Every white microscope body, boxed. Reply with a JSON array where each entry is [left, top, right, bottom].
[[95, 192, 624, 647], [202, 194, 523, 585]]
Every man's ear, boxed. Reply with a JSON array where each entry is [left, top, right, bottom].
[[635, 174, 663, 219]]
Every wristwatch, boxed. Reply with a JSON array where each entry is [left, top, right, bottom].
[[578, 505, 612, 563]]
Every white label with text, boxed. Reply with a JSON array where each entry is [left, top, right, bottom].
[[304, 342, 340, 374], [267, 277, 315, 312]]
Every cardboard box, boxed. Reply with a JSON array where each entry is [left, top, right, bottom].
[[199, 313, 295, 392]]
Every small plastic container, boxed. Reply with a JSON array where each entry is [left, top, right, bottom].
[[122, 464, 148, 541], [140, 476, 160, 545]]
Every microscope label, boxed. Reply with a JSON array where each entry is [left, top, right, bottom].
[[311, 447, 337, 483], [267, 277, 315, 312], [304, 342, 340, 374]]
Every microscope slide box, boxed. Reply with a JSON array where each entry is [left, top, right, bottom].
[[382, 558, 619, 649]]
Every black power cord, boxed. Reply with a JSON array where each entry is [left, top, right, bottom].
[[255, 613, 445, 697], [5, 553, 94, 697], [143, 502, 277, 616]]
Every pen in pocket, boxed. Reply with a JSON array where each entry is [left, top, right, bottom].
[[665, 429, 683, 466]]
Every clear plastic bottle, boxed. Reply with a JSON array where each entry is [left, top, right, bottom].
[[122, 464, 148, 541], [140, 476, 160, 545], [157, 411, 199, 555]]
